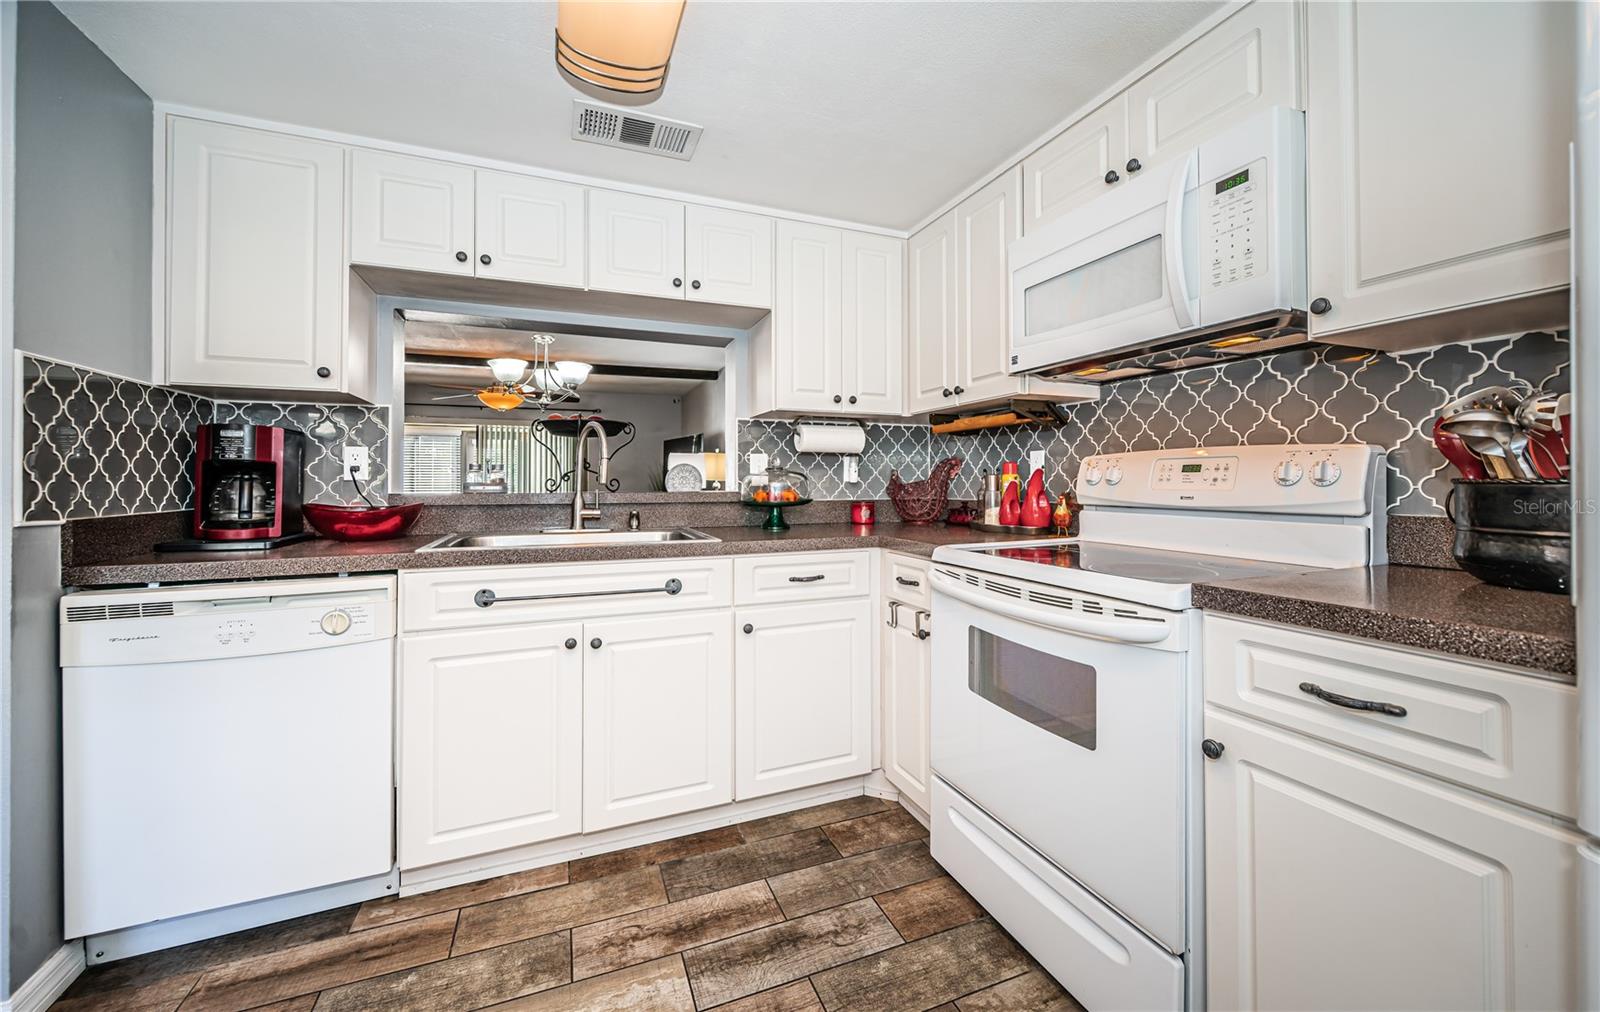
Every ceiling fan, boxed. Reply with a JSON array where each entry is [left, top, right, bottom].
[[430, 335, 593, 412]]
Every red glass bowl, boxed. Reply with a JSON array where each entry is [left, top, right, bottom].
[[303, 502, 423, 542]]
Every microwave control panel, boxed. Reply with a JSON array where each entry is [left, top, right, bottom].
[[1203, 157, 1266, 290]]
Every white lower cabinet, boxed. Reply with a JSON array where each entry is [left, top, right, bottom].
[[735, 598, 873, 799], [882, 600, 931, 813], [583, 610, 734, 831], [399, 622, 583, 869], [1205, 707, 1585, 1012]]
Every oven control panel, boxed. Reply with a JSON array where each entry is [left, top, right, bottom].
[[1075, 445, 1383, 517]]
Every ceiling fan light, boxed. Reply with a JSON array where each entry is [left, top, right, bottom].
[[476, 387, 525, 412], [553, 361, 592, 387], [555, 0, 685, 95], [486, 358, 528, 384]]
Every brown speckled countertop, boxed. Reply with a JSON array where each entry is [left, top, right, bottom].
[[1192, 566, 1576, 679]]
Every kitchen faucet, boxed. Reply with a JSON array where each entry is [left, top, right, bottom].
[[554, 419, 609, 532]]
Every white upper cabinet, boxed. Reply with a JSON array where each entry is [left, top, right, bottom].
[[841, 231, 905, 414], [587, 189, 687, 299], [1306, 0, 1574, 346], [907, 210, 958, 415], [773, 221, 844, 413], [167, 119, 351, 395], [474, 170, 586, 288], [350, 149, 475, 275], [955, 168, 1024, 405], [1022, 97, 1128, 234], [1125, 1, 1298, 173], [685, 205, 774, 309]]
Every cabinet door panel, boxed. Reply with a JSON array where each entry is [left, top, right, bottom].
[[399, 624, 583, 869], [906, 212, 957, 414], [686, 205, 773, 309], [1022, 97, 1127, 234], [583, 611, 732, 831], [588, 190, 686, 299], [350, 149, 474, 275], [1306, 1, 1573, 337], [475, 170, 585, 288], [842, 231, 904, 414], [1126, 1, 1298, 171], [167, 119, 345, 392], [882, 609, 931, 813], [1205, 709, 1583, 1012], [736, 599, 872, 799], [955, 168, 1024, 405], [774, 221, 843, 412]]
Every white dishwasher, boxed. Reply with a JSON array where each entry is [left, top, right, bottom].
[[62, 576, 396, 941]]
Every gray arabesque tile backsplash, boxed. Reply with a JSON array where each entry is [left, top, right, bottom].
[[740, 331, 1570, 517]]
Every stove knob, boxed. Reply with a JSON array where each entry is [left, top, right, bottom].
[[1311, 459, 1342, 487], [1084, 464, 1104, 486], [1274, 460, 1304, 487], [1104, 465, 1124, 486], [319, 610, 352, 636]]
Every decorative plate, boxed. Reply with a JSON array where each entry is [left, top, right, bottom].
[[665, 462, 705, 492]]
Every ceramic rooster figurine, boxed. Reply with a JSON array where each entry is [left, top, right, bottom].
[[887, 456, 964, 524]]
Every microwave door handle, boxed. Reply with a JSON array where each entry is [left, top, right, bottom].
[[931, 573, 1171, 645], [1164, 153, 1197, 330]]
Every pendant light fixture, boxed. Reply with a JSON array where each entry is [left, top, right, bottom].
[[555, 0, 686, 95]]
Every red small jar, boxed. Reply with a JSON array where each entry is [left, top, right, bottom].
[[850, 500, 876, 525]]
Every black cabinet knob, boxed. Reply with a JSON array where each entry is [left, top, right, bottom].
[[564, 637, 577, 650], [315, 366, 331, 379], [1104, 170, 1120, 184], [742, 623, 753, 634], [691, 280, 701, 290], [833, 394, 842, 404], [953, 386, 964, 396], [1201, 739, 1225, 760], [942, 388, 952, 398], [480, 253, 491, 265], [848, 396, 858, 404], [455, 251, 468, 262], [1126, 158, 1142, 174], [590, 637, 603, 649], [672, 277, 683, 288], [1310, 297, 1333, 316]]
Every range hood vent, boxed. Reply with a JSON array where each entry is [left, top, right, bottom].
[[572, 100, 702, 161], [1029, 309, 1337, 384]]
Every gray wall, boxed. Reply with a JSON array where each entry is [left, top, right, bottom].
[[8, 2, 152, 992], [14, 0, 151, 380]]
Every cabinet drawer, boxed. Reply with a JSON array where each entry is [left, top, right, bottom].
[[402, 558, 733, 632], [1203, 615, 1578, 818], [734, 551, 871, 604], [883, 553, 931, 609]]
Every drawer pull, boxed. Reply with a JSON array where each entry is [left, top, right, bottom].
[[475, 578, 683, 608], [1298, 682, 1407, 718], [895, 576, 921, 587], [788, 574, 827, 583]]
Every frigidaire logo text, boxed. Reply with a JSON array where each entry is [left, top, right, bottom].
[[108, 634, 159, 643]]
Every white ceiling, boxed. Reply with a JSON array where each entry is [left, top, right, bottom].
[[59, 1, 1221, 230]]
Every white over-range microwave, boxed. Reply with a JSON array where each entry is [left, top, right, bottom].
[[1009, 106, 1308, 381]]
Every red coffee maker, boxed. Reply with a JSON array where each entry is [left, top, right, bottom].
[[159, 424, 310, 551]]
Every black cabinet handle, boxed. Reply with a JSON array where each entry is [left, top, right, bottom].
[[1126, 157, 1142, 173], [1104, 169, 1120, 184], [315, 366, 332, 379], [1310, 297, 1333, 316], [1298, 682, 1407, 717], [1201, 739, 1225, 760], [455, 251, 468, 262], [942, 388, 952, 398], [953, 386, 964, 396], [788, 574, 826, 583], [480, 253, 492, 266], [564, 637, 577, 650], [590, 637, 603, 649], [833, 394, 842, 404], [848, 395, 858, 404], [691, 280, 701, 290], [895, 576, 921, 587], [672, 277, 683, 288], [742, 623, 753, 634]]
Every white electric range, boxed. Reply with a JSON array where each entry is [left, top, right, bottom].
[[927, 443, 1386, 1012]]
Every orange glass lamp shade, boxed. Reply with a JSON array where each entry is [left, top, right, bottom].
[[555, 0, 686, 94], [476, 386, 526, 412]]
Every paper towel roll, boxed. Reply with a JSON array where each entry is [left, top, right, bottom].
[[793, 423, 866, 455]]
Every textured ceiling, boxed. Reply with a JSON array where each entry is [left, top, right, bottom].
[[59, 0, 1221, 229]]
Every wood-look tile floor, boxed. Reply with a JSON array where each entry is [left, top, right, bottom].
[[52, 797, 1086, 1012]]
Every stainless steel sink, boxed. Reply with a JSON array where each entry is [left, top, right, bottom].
[[417, 528, 719, 551]]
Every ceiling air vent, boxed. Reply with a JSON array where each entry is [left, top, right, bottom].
[[572, 100, 702, 161]]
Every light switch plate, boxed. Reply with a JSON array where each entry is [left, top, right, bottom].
[[748, 451, 769, 476], [1028, 449, 1047, 474], [342, 445, 371, 481], [843, 455, 860, 484]]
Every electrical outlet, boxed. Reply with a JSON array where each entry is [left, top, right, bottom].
[[748, 451, 769, 476], [1029, 449, 1047, 474], [843, 455, 861, 484], [342, 445, 371, 481]]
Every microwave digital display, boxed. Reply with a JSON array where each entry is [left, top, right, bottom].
[[1215, 168, 1250, 195]]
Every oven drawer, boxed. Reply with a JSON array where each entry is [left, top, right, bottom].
[[1202, 615, 1578, 819], [884, 553, 931, 609], [930, 778, 1184, 1012], [734, 551, 871, 605]]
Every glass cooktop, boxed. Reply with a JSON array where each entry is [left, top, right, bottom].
[[974, 540, 1315, 585]]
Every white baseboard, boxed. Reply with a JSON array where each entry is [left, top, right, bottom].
[[3, 943, 85, 1012]]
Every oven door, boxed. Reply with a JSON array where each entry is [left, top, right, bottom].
[[930, 566, 1192, 953]]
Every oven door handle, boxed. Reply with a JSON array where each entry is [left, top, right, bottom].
[[931, 573, 1172, 645]]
